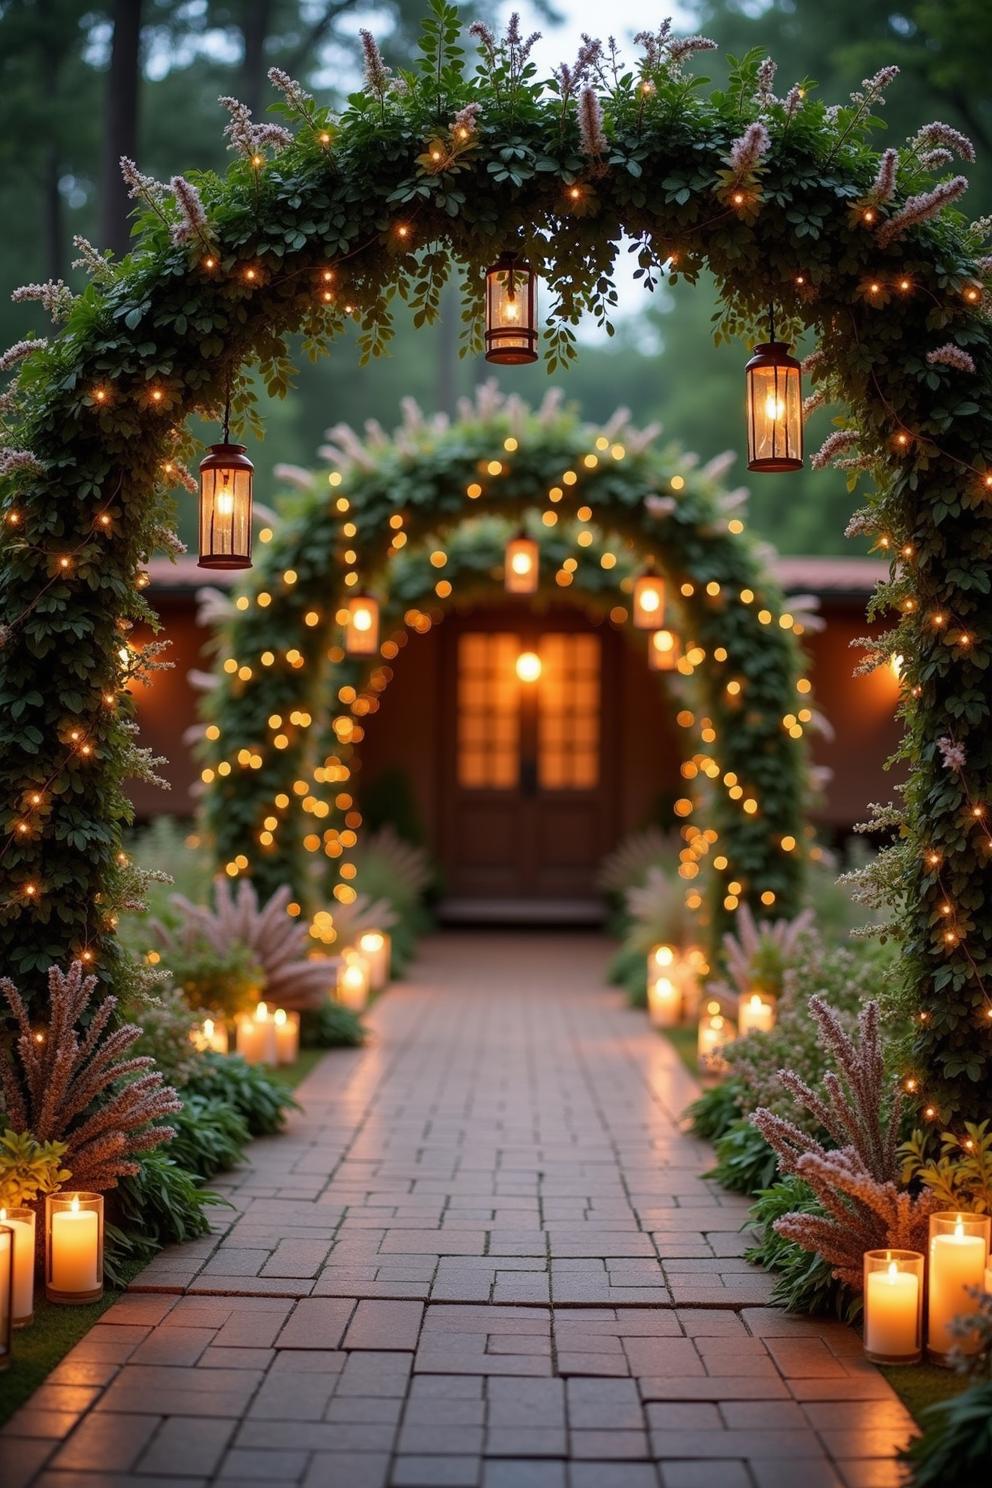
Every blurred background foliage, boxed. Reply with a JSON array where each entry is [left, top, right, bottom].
[[2, 0, 989, 554]]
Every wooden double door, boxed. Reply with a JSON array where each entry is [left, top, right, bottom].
[[440, 610, 618, 903]]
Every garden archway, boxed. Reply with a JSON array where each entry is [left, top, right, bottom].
[[1, 16, 990, 1117], [195, 393, 814, 940]]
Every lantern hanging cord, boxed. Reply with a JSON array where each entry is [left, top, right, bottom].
[[767, 302, 776, 344], [222, 370, 232, 445]]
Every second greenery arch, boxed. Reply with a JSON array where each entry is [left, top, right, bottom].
[[198, 396, 813, 944]]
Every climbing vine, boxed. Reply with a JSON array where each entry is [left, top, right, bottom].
[[0, 8, 990, 1117]]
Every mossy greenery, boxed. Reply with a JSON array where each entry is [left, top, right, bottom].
[[0, 9, 990, 1116], [200, 405, 810, 939]]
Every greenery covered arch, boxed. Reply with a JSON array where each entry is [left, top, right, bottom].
[[1, 10, 991, 1116], [197, 392, 814, 940]]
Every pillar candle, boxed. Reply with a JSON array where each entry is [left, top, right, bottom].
[[191, 1017, 229, 1054], [235, 1013, 263, 1064], [0, 1207, 35, 1325], [865, 1257, 920, 1361], [647, 975, 682, 1029], [0, 1225, 11, 1367], [273, 1008, 300, 1065], [928, 1212, 990, 1361], [49, 1195, 101, 1300], [738, 992, 776, 1036], [337, 954, 370, 1012], [358, 931, 391, 990], [697, 1002, 735, 1073]]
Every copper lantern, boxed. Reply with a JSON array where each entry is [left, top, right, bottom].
[[633, 565, 666, 630], [745, 341, 803, 472], [505, 530, 539, 594], [485, 252, 538, 364], [345, 594, 380, 656], [648, 627, 680, 671], [198, 443, 254, 569]]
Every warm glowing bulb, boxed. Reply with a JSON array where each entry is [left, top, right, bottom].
[[203, 1018, 214, 1038], [764, 394, 786, 421], [639, 589, 660, 613], [654, 945, 675, 968], [890, 654, 903, 679], [516, 651, 542, 683], [353, 605, 373, 632], [511, 551, 532, 575]]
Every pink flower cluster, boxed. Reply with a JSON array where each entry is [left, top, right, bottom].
[[11, 280, 74, 321], [0, 447, 45, 479], [578, 87, 607, 158], [927, 343, 976, 374], [728, 121, 770, 179], [912, 121, 976, 164], [0, 339, 46, 375], [811, 429, 859, 470], [938, 736, 967, 771], [169, 176, 208, 248], [120, 156, 166, 203], [219, 96, 292, 158], [877, 175, 969, 247], [266, 67, 313, 115]]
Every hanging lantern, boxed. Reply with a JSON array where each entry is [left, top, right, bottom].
[[632, 564, 666, 630], [745, 316, 803, 472], [485, 252, 538, 364], [198, 444, 254, 569], [345, 594, 380, 656], [505, 530, 539, 594], [648, 628, 680, 671]]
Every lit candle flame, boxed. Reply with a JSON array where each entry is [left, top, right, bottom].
[[70, 1196, 80, 1215]]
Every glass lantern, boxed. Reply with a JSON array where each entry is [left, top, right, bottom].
[[485, 252, 538, 364], [198, 444, 254, 569], [633, 566, 666, 630], [737, 991, 777, 1036], [0, 1205, 36, 1327], [697, 1000, 735, 1075], [648, 628, 680, 671], [745, 341, 803, 472], [927, 1211, 991, 1364], [45, 1192, 104, 1304], [337, 951, 370, 1011], [345, 594, 380, 656], [505, 531, 539, 595], [863, 1250, 924, 1365]]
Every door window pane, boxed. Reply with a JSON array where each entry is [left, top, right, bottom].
[[457, 633, 520, 788], [538, 634, 600, 789]]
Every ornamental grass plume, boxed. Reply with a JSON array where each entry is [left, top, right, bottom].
[[0, 962, 181, 1192], [152, 878, 333, 1010], [169, 176, 210, 249], [751, 994, 941, 1289], [578, 87, 607, 160]]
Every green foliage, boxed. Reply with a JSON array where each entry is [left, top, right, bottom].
[[184, 1051, 296, 1137], [0, 1128, 69, 1207], [686, 1077, 745, 1141], [900, 1121, 992, 1214], [724, 937, 896, 1126], [167, 939, 264, 1020], [709, 1117, 781, 1194], [0, 17, 989, 1116], [746, 1175, 860, 1321], [301, 1000, 366, 1049], [902, 1380, 992, 1487], [123, 979, 202, 1087], [104, 1149, 221, 1283], [169, 1094, 250, 1180]]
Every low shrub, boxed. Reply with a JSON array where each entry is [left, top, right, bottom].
[[302, 1001, 366, 1049], [185, 1051, 297, 1136], [104, 1149, 222, 1284], [709, 1117, 780, 1194], [903, 1381, 992, 1486], [686, 1078, 745, 1142], [169, 1094, 250, 1180], [746, 1175, 859, 1321]]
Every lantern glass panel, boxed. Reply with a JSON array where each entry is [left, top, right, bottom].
[[633, 572, 666, 630], [485, 256, 537, 364], [0, 1224, 11, 1369], [746, 343, 803, 472], [199, 444, 253, 568], [346, 595, 380, 656], [505, 534, 539, 594]]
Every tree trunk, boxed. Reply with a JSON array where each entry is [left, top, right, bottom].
[[39, 3, 63, 278], [101, 0, 143, 257], [241, 0, 274, 116]]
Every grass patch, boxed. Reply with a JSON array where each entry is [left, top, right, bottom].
[[664, 1024, 699, 1077], [881, 1362, 972, 1424], [0, 1256, 145, 1427]]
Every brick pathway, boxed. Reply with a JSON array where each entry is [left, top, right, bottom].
[[1, 932, 914, 1487]]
